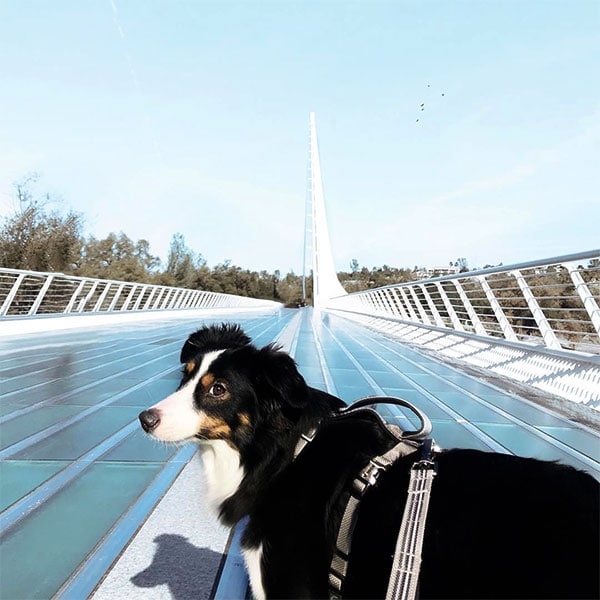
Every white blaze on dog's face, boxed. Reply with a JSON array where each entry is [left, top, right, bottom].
[[147, 350, 225, 442], [140, 348, 246, 510]]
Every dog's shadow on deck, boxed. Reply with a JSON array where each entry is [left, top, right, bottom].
[[131, 533, 223, 600]]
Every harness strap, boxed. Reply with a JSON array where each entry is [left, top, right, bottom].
[[292, 396, 437, 600], [385, 456, 437, 600], [293, 428, 318, 459], [328, 438, 421, 600]]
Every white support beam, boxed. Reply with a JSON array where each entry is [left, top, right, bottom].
[[478, 276, 518, 342], [565, 261, 600, 339], [511, 269, 561, 349]]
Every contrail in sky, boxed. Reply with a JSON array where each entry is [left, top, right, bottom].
[[109, 0, 164, 164]]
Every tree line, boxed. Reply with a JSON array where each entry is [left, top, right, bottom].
[[0, 174, 419, 306]]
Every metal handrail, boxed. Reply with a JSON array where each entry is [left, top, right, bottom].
[[0, 268, 279, 318], [327, 250, 600, 355]]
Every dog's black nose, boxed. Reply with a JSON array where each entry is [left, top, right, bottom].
[[139, 409, 160, 433]]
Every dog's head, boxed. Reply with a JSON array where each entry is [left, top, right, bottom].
[[138, 323, 311, 452]]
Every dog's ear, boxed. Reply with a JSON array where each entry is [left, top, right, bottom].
[[180, 323, 251, 363], [255, 344, 309, 410]]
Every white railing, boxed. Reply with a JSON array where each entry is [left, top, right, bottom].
[[0, 268, 279, 319], [329, 250, 600, 354], [326, 251, 600, 407]]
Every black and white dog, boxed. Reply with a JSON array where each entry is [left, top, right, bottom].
[[139, 323, 599, 599]]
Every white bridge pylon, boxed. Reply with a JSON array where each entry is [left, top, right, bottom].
[[306, 112, 347, 309]]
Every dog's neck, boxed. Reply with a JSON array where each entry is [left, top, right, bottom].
[[198, 439, 245, 513], [203, 394, 341, 526], [214, 417, 324, 526]]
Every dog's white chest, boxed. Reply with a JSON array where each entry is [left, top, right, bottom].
[[199, 439, 244, 509], [242, 543, 265, 600]]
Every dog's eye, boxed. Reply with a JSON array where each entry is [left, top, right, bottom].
[[209, 383, 227, 397]]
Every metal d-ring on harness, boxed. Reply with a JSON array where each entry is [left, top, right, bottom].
[[294, 396, 437, 600]]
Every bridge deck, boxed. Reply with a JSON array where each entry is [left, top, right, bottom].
[[1, 308, 598, 599]]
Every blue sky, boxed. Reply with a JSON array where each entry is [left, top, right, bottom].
[[1, 1, 598, 274]]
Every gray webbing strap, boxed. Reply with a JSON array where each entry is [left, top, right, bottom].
[[293, 427, 317, 459], [328, 440, 420, 600], [385, 460, 436, 600], [291, 396, 435, 600]]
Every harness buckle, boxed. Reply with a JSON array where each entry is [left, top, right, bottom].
[[359, 459, 386, 487]]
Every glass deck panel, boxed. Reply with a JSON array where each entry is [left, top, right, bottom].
[[380, 388, 456, 420], [101, 430, 180, 462], [296, 365, 326, 389], [0, 460, 68, 511], [336, 385, 372, 404], [404, 373, 462, 393], [12, 406, 142, 460], [0, 405, 84, 450], [537, 426, 600, 461], [0, 402, 21, 417], [476, 422, 591, 466], [0, 461, 163, 600], [109, 379, 179, 408], [294, 346, 323, 368], [329, 367, 370, 387], [1, 372, 60, 395], [368, 370, 425, 389], [427, 420, 496, 451], [474, 392, 574, 427], [432, 391, 515, 424]]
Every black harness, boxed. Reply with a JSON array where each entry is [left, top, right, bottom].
[[294, 397, 438, 600]]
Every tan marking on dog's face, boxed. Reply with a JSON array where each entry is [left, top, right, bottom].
[[201, 373, 215, 388], [200, 415, 232, 439], [239, 412, 251, 427], [185, 361, 196, 374], [144, 350, 225, 443]]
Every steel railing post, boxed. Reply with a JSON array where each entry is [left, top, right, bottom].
[[151, 288, 165, 310], [389, 288, 410, 320], [451, 279, 487, 336], [420, 284, 445, 328], [107, 284, 125, 312], [398, 287, 419, 322], [77, 281, 98, 312], [143, 287, 157, 310], [93, 283, 112, 312], [29, 275, 54, 316], [64, 280, 86, 314], [565, 261, 600, 339], [120, 285, 137, 311], [511, 269, 562, 349], [435, 282, 464, 331], [382, 289, 400, 318], [0, 273, 26, 316], [478, 275, 518, 341], [408, 286, 431, 325]]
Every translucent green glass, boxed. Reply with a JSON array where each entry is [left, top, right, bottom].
[[0, 460, 68, 511], [0, 462, 163, 600], [478, 423, 589, 466], [538, 426, 600, 460], [13, 407, 141, 460], [427, 420, 492, 451], [0, 406, 83, 450], [101, 430, 179, 462], [433, 391, 513, 424]]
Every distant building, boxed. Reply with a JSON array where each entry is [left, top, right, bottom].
[[415, 265, 461, 279]]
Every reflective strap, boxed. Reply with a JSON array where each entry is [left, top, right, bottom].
[[385, 461, 436, 600], [293, 427, 318, 459], [328, 441, 420, 599], [328, 493, 360, 598]]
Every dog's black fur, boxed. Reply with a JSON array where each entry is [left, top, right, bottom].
[[140, 324, 600, 599]]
